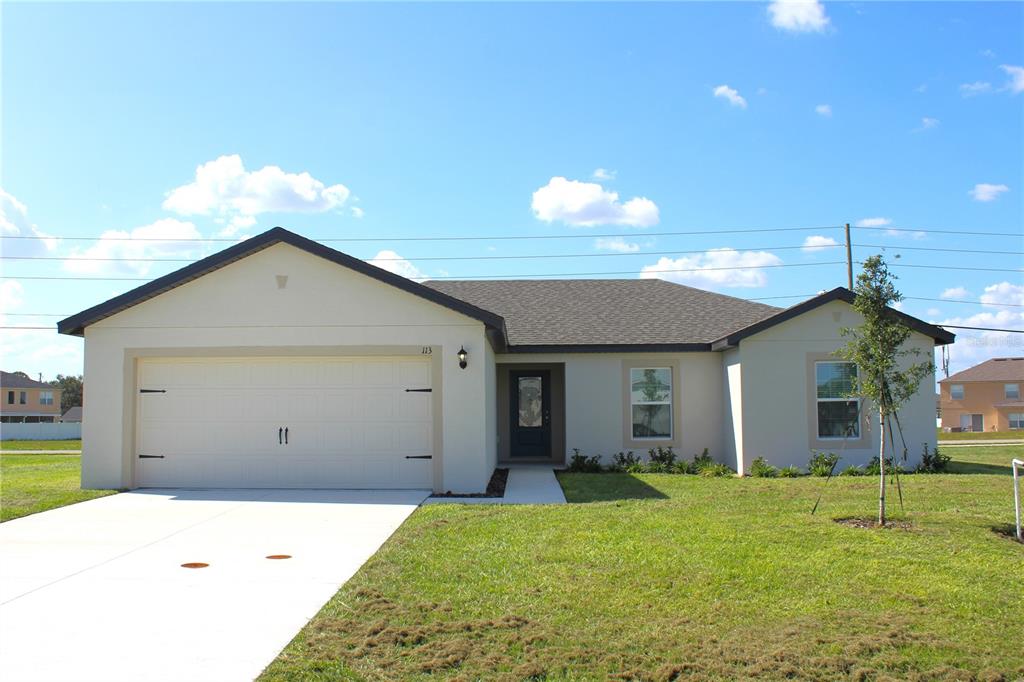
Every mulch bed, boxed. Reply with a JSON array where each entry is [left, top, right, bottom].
[[834, 516, 913, 530], [431, 468, 508, 498]]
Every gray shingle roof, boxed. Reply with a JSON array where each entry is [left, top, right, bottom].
[[940, 357, 1024, 383], [0, 371, 53, 389], [423, 279, 780, 348]]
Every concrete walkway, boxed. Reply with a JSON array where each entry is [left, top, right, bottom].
[[425, 467, 566, 505], [938, 439, 1024, 447], [0, 488, 427, 682]]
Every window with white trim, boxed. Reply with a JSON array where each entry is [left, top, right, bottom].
[[1009, 413, 1024, 430], [815, 361, 860, 439], [629, 367, 672, 439], [1005, 384, 1020, 400], [39, 391, 54, 406], [950, 384, 964, 400]]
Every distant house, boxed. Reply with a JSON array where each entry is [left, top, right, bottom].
[[0, 371, 63, 423], [939, 357, 1024, 432], [61, 406, 83, 423]]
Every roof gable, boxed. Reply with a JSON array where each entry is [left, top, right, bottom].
[[57, 227, 507, 338], [711, 287, 955, 350]]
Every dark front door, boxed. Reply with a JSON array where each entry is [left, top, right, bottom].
[[509, 370, 551, 458]]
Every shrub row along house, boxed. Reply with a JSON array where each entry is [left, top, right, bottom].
[[58, 227, 953, 493], [939, 357, 1024, 432], [0, 371, 62, 423]]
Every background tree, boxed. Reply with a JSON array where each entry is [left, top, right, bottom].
[[49, 374, 84, 412], [838, 255, 934, 525]]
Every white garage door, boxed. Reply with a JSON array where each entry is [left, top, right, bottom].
[[135, 357, 434, 489]]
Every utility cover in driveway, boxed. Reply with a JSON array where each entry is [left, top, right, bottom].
[[0, 489, 427, 682]]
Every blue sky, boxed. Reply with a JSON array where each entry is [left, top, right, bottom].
[[2, 1, 1022, 383]]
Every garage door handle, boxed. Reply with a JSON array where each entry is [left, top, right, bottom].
[[405, 455, 432, 459], [405, 388, 432, 393], [138, 454, 164, 459], [284, 427, 289, 445], [279, 427, 283, 445]]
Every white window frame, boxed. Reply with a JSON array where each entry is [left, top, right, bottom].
[[39, 391, 54, 406], [1005, 384, 1020, 400], [629, 367, 673, 441], [1009, 413, 1024, 430], [815, 361, 860, 440], [950, 384, 964, 400]]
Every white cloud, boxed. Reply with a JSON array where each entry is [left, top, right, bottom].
[[713, 85, 747, 109], [913, 117, 939, 132], [163, 155, 351, 223], [0, 188, 59, 257], [969, 183, 1009, 202], [0, 278, 83, 381], [351, 206, 365, 219], [592, 168, 616, 181], [814, 104, 832, 117], [999, 64, 1024, 94], [914, 83, 928, 94], [767, 0, 831, 33], [595, 237, 640, 253], [639, 248, 783, 289], [941, 286, 969, 300], [63, 218, 204, 276], [981, 281, 1024, 308], [960, 81, 992, 97], [801, 235, 838, 253], [0, 280, 25, 312], [531, 177, 659, 227], [937, 307, 1024, 377], [368, 250, 425, 281], [855, 217, 892, 228], [926, 308, 941, 318]]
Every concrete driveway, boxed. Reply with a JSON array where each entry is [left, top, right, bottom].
[[0, 489, 428, 682]]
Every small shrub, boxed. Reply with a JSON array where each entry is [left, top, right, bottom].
[[692, 447, 713, 469], [917, 443, 951, 473], [608, 451, 640, 473], [567, 449, 603, 473], [698, 462, 734, 478], [808, 450, 840, 477], [645, 446, 677, 473], [673, 459, 697, 475], [779, 465, 802, 478], [840, 465, 865, 476], [864, 456, 903, 476], [749, 457, 778, 478]]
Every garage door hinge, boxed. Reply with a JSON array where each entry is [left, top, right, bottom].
[[139, 389, 166, 394], [405, 455, 432, 459], [404, 388, 432, 393], [138, 454, 165, 459]]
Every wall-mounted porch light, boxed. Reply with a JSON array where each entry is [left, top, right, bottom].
[[457, 346, 468, 369]]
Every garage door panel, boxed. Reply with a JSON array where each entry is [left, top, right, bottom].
[[136, 357, 433, 489]]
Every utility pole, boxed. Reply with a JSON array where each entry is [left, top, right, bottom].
[[844, 222, 853, 289]]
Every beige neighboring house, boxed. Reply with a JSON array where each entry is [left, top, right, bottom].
[[0, 371, 63, 423], [56, 227, 954, 492], [939, 357, 1024, 432]]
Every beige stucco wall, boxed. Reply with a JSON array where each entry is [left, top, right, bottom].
[[81, 243, 491, 493], [731, 299, 938, 472], [494, 352, 726, 465], [939, 381, 1021, 432]]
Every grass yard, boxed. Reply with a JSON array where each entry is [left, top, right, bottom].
[[264, 445, 1024, 681], [0, 439, 82, 451], [0, 454, 114, 522], [937, 429, 1022, 442]]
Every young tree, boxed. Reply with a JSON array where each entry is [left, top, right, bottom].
[[837, 256, 934, 525]]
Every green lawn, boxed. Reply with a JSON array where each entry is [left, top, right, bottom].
[[937, 429, 1022, 441], [0, 454, 114, 522], [0, 439, 82, 451], [264, 445, 1024, 681]]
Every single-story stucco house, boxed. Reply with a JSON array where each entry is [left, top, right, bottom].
[[58, 227, 954, 493]]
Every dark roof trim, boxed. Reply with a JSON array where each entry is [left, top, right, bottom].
[[505, 343, 712, 354], [58, 227, 508, 338], [710, 287, 956, 350]]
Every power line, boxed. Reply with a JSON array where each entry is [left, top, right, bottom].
[[2, 242, 1020, 264], [1, 224, 1020, 244], [934, 325, 1024, 333]]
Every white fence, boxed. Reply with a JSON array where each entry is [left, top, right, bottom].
[[0, 422, 81, 441]]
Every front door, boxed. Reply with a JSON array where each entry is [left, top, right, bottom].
[[509, 370, 551, 458]]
